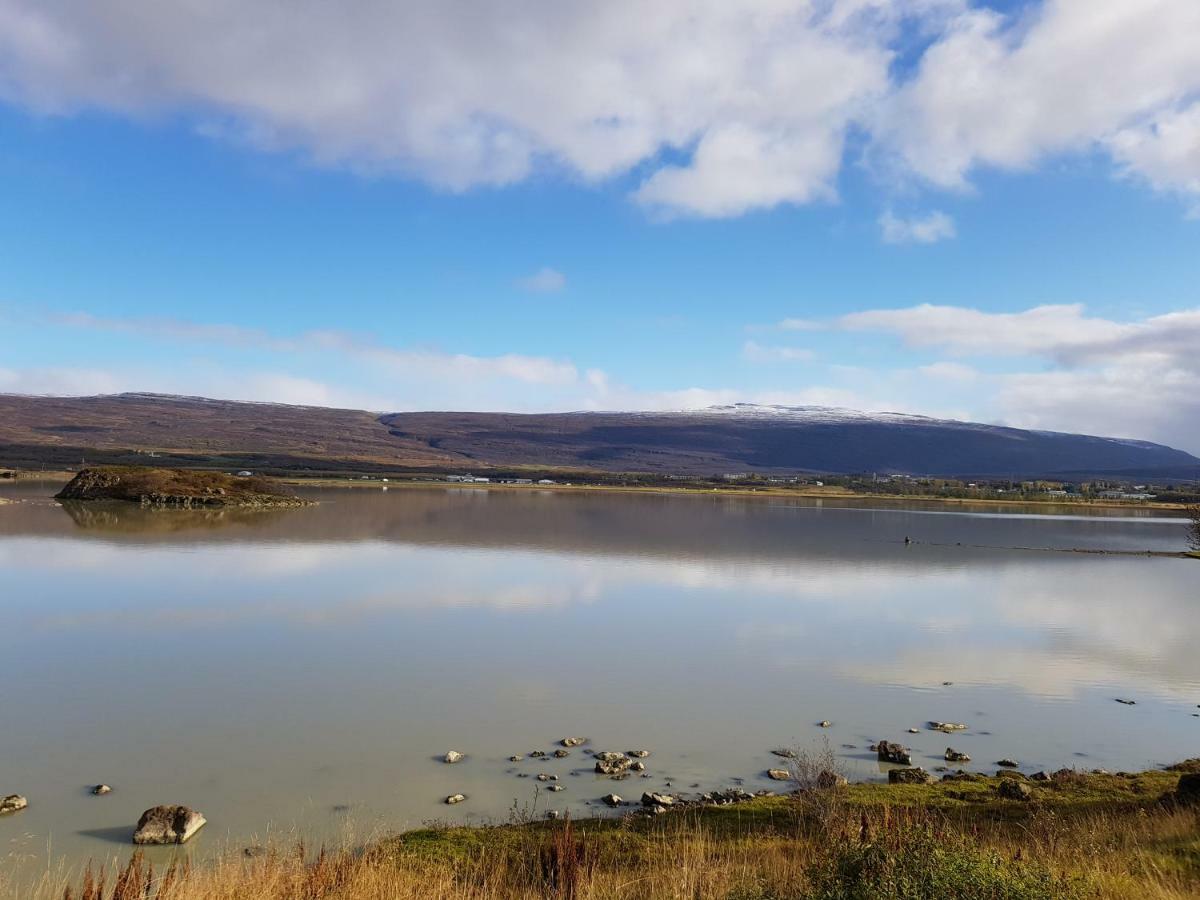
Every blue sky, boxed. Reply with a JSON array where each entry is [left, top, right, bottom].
[[0, 0, 1198, 450]]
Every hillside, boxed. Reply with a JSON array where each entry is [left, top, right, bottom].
[[0, 393, 1197, 480]]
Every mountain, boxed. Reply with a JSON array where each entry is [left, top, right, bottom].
[[0, 393, 1197, 481]]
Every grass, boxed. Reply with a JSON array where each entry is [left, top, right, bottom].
[[17, 766, 1200, 900], [54, 466, 309, 508]]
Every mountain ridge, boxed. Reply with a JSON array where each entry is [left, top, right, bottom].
[[0, 392, 1196, 481]]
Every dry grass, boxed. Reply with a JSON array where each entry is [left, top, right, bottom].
[[11, 795, 1197, 900]]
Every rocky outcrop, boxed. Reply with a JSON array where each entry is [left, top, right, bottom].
[[56, 467, 312, 509], [133, 806, 206, 844], [888, 768, 935, 785], [595, 752, 633, 776]]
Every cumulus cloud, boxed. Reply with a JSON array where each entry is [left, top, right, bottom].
[[516, 266, 567, 294], [3, 0, 1195, 216], [878, 209, 956, 243], [840, 302, 1200, 449]]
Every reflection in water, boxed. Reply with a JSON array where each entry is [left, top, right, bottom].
[[0, 485, 1196, 884]]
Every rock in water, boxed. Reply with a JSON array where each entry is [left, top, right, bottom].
[[928, 722, 968, 732], [627, 749, 651, 758], [945, 748, 971, 762], [888, 768, 935, 785], [767, 769, 791, 781], [133, 806, 206, 844], [641, 792, 674, 807], [0, 795, 28, 814], [445, 794, 466, 805], [444, 750, 464, 764], [560, 737, 586, 747], [998, 780, 1032, 801], [602, 793, 623, 807], [997, 758, 1019, 768], [875, 740, 913, 766], [92, 784, 113, 796]]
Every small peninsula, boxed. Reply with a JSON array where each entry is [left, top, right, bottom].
[[55, 466, 313, 509]]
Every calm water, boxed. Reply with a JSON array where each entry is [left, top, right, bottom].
[[1, 482, 1198, 884]]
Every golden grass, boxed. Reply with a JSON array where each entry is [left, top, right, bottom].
[[13, 792, 1198, 900]]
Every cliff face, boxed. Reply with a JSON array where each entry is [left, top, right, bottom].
[[55, 467, 312, 508]]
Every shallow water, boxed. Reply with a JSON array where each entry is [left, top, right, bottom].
[[1, 482, 1197, 884]]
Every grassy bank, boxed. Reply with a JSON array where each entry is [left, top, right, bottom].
[[29, 764, 1200, 900]]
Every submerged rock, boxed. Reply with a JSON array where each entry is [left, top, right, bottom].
[[553, 749, 570, 758], [0, 795, 28, 814], [945, 748, 971, 763], [560, 737, 586, 747], [767, 769, 791, 781], [771, 749, 797, 759], [1115, 698, 1136, 705], [929, 722, 968, 733], [997, 758, 1019, 768], [133, 806, 206, 844], [888, 768, 935, 785], [627, 749, 651, 758]]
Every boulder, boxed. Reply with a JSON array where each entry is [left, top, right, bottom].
[[813, 771, 848, 789], [997, 758, 1019, 768], [445, 794, 466, 805], [945, 748, 971, 762], [627, 750, 650, 758], [92, 784, 113, 796], [1176, 773, 1200, 805], [641, 791, 674, 808], [602, 793, 623, 807], [133, 806, 206, 844], [0, 795, 28, 814], [553, 749, 570, 758], [444, 750, 464, 764], [998, 780, 1032, 801], [888, 768, 935, 785], [875, 740, 913, 766], [560, 737, 586, 747], [767, 769, 791, 781], [630, 761, 646, 772]]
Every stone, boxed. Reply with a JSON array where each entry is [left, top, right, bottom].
[[767, 769, 791, 781], [553, 749, 570, 758], [641, 791, 674, 807], [1176, 773, 1200, 805], [627, 749, 650, 758], [630, 761, 646, 772], [997, 758, 1019, 768], [1114, 698, 1136, 705], [530, 750, 547, 759], [1030, 771, 1050, 782], [998, 780, 1032, 801], [560, 737, 586, 747], [546, 810, 561, 820], [770, 749, 797, 759], [945, 748, 971, 762], [548, 785, 565, 792], [888, 768, 935, 785], [445, 794, 466, 805], [813, 771, 848, 789], [595, 754, 634, 776], [817, 721, 832, 728], [907, 728, 920, 734], [537, 773, 558, 782], [133, 806, 206, 844], [92, 784, 113, 796], [0, 795, 28, 814], [929, 722, 968, 732], [509, 755, 523, 762], [444, 750, 464, 764], [875, 740, 913, 766], [594, 751, 627, 763], [602, 793, 623, 807]]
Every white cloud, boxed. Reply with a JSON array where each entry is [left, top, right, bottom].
[[878, 209, 956, 244], [916, 361, 977, 381], [742, 340, 815, 363], [516, 266, 567, 294], [1, 1, 1197, 216]]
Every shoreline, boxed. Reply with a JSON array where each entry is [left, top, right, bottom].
[[13, 760, 1200, 900]]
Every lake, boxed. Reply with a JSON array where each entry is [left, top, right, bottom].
[[1, 481, 1197, 886]]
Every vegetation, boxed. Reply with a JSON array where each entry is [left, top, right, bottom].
[[54, 466, 310, 508], [1187, 504, 1200, 553], [20, 765, 1200, 900]]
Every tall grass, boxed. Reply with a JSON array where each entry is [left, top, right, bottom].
[[13, 800, 1197, 900]]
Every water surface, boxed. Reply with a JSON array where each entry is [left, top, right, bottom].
[[1, 482, 1197, 883]]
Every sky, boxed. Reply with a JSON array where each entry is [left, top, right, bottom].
[[0, 0, 1198, 452]]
